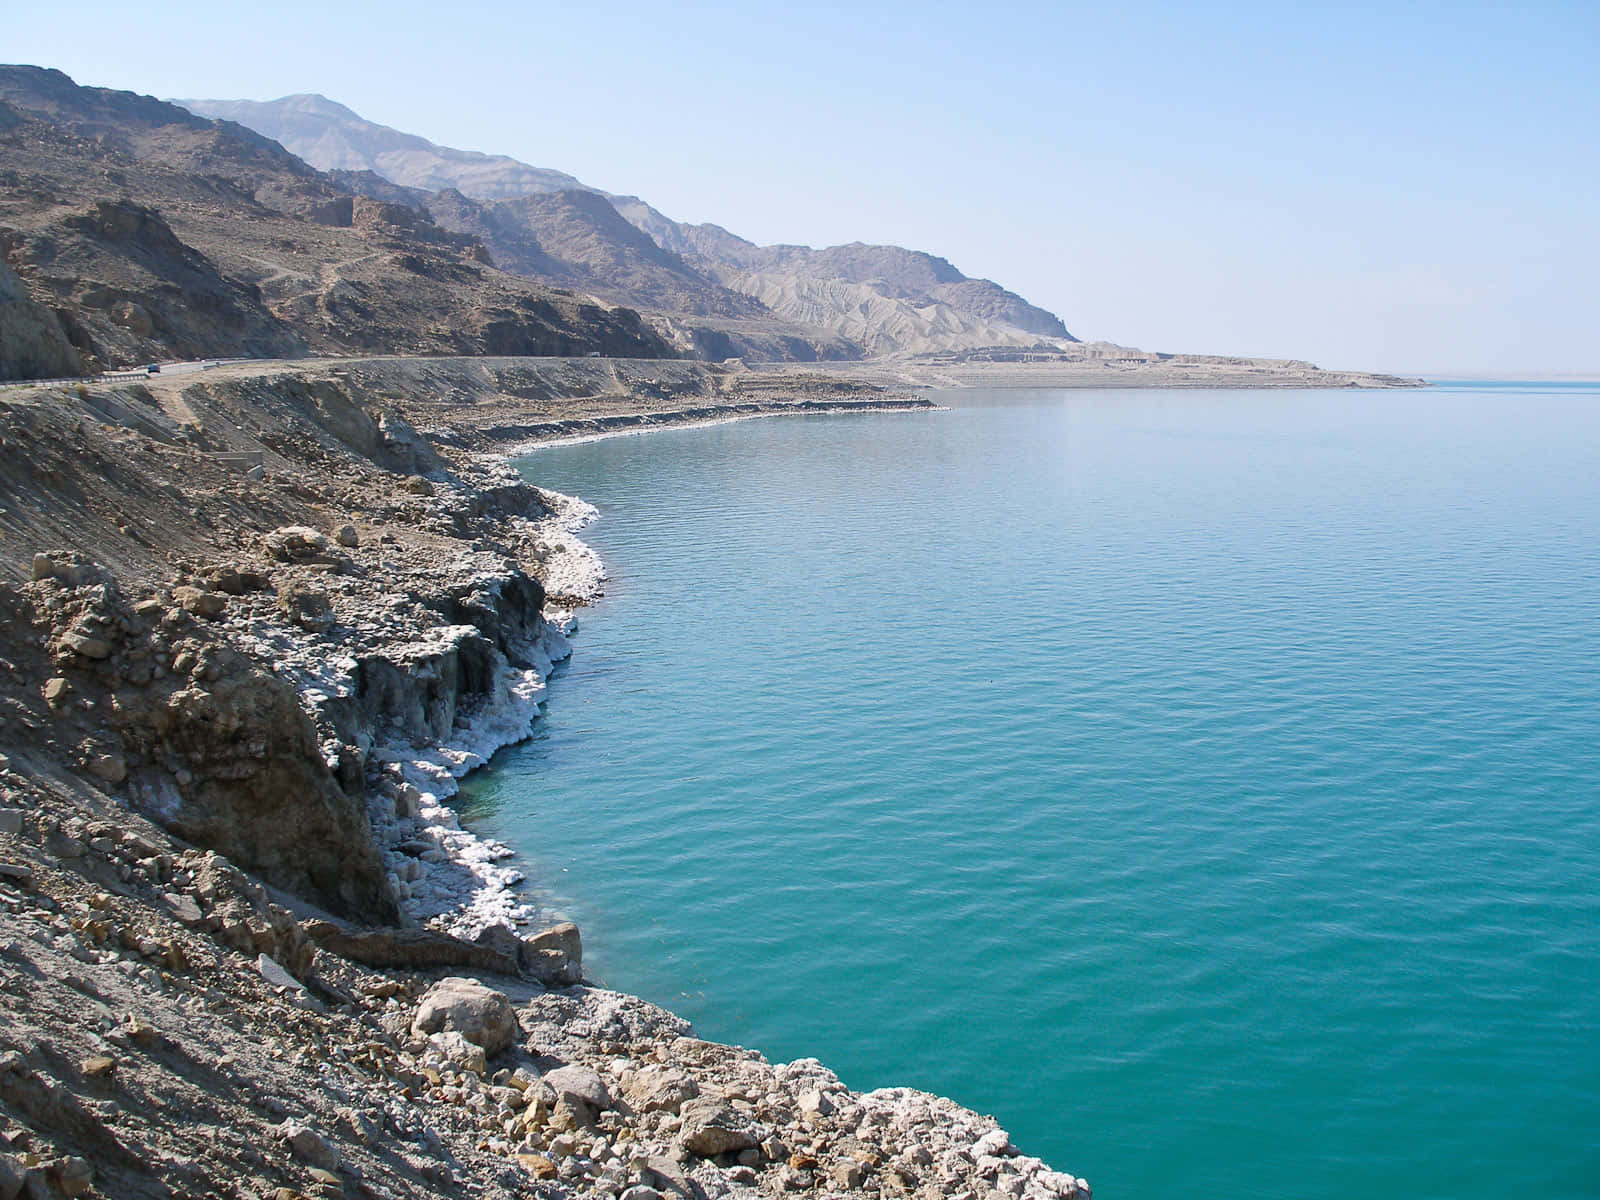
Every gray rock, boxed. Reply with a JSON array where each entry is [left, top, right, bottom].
[[412, 976, 517, 1057], [59, 631, 113, 659], [678, 1097, 760, 1156], [427, 1030, 487, 1076], [257, 953, 305, 992], [164, 894, 203, 925], [263, 525, 331, 562], [281, 1121, 340, 1172], [543, 1064, 612, 1111], [334, 524, 360, 548], [0, 811, 22, 837]]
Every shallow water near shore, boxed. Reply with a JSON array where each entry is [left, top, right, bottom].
[[465, 383, 1600, 1199]]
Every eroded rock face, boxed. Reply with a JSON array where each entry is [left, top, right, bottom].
[[412, 976, 518, 1057], [0, 259, 82, 380], [17, 560, 398, 924]]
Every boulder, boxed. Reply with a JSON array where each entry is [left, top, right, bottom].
[[173, 586, 227, 619], [677, 1097, 761, 1157], [280, 1121, 340, 1172], [543, 1064, 612, 1111], [411, 975, 517, 1057], [263, 525, 332, 562]]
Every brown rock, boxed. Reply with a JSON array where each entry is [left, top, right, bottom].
[[678, 1097, 761, 1156], [173, 586, 227, 619]]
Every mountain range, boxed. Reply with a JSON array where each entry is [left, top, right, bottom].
[[176, 93, 1078, 359], [0, 67, 1078, 379]]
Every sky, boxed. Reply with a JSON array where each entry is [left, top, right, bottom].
[[6, 0, 1597, 376]]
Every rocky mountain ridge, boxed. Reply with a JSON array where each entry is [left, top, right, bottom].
[[0, 67, 675, 378], [174, 93, 1079, 359]]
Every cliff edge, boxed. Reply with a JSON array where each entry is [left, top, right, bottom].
[[0, 357, 1086, 1199]]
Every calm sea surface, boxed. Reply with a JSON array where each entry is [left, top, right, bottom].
[[464, 383, 1600, 1199]]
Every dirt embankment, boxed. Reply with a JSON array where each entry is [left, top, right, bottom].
[[0, 356, 1084, 1200]]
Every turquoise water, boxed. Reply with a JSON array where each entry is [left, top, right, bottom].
[[465, 383, 1600, 1199]]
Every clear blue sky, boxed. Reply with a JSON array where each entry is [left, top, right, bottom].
[[7, 1, 1597, 375]]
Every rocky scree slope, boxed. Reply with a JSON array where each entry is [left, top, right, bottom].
[[0, 67, 673, 378], [0, 358, 1082, 1197], [174, 92, 1076, 360]]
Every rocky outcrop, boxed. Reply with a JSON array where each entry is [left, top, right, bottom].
[[19, 552, 398, 923], [0, 68, 678, 376], [0, 258, 81, 380]]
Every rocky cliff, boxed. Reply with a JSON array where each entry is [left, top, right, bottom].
[[0, 355, 1090, 1199]]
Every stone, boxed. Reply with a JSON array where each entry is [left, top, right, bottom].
[[30, 553, 53, 581], [973, 1129, 1013, 1158], [798, 1088, 834, 1117], [542, 1064, 612, 1112], [59, 631, 113, 660], [0, 864, 29, 886], [165, 894, 203, 925], [86, 753, 126, 784], [411, 976, 517, 1057], [263, 526, 332, 562], [518, 1152, 559, 1180], [0, 812, 21, 837], [281, 1122, 340, 1172], [54, 1157, 94, 1197], [173, 586, 227, 619], [677, 1098, 761, 1157], [333, 524, 360, 548], [619, 1188, 664, 1200], [428, 1031, 486, 1076], [0, 1153, 24, 1200], [80, 1055, 116, 1078], [43, 679, 69, 708], [257, 954, 305, 991]]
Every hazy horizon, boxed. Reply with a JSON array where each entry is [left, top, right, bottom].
[[6, 0, 1596, 377]]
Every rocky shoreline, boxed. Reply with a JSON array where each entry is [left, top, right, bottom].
[[0, 355, 1092, 1198]]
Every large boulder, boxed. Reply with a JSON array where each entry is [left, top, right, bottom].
[[677, 1097, 762, 1157], [411, 976, 517, 1057]]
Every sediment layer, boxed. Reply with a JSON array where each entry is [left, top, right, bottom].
[[0, 355, 1088, 1198]]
